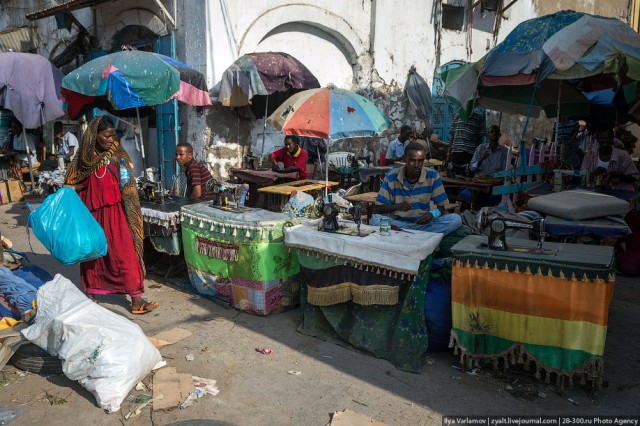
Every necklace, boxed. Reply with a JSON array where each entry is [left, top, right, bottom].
[[94, 164, 107, 179]]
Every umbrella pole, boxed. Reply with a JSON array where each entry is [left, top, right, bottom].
[[259, 96, 269, 167], [325, 138, 330, 198], [24, 142, 35, 194], [136, 107, 147, 172]]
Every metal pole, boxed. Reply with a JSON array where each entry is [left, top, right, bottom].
[[136, 107, 147, 172], [24, 140, 35, 194], [259, 96, 269, 167], [325, 138, 330, 198]]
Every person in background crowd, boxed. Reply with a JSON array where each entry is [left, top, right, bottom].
[[581, 127, 639, 191], [65, 116, 158, 314], [447, 111, 485, 166], [269, 135, 308, 180], [10, 119, 37, 166], [175, 142, 215, 201], [54, 121, 79, 163], [386, 125, 413, 164], [371, 142, 462, 235], [469, 125, 509, 177]]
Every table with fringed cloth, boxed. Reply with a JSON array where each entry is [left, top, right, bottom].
[[140, 196, 190, 255], [450, 235, 615, 389], [285, 220, 443, 372], [180, 202, 300, 315]]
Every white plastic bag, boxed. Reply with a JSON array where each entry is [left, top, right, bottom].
[[22, 275, 162, 413]]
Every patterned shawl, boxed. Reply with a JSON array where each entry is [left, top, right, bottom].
[[65, 116, 145, 276]]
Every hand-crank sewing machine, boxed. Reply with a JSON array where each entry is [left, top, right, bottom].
[[476, 211, 556, 256]]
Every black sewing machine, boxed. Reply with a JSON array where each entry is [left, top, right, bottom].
[[444, 161, 473, 178], [477, 212, 554, 255], [137, 178, 166, 203]]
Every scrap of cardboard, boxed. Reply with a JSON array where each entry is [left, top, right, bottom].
[[152, 367, 194, 411], [329, 409, 388, 426], [148, 327, 193, 349]]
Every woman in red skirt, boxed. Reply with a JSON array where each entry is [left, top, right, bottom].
[[66, 116, 158, 314]]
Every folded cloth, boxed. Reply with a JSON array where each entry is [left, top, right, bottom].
[[0, 266, 38, 318]]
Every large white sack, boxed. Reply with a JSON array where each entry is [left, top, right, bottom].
[[22, 274, 162, 413]]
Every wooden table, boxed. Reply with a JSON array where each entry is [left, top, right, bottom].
[[230, 168, 299, 207], [441, 176, 499, 210], [258, 179, 339, 211], [345, 191, 461, 224]]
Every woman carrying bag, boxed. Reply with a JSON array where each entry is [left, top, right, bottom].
[[65, 116, 158, 314]]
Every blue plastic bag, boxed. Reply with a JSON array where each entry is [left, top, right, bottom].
[[28, 187, 107, 265]]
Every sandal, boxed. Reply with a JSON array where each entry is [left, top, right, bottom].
[[131, 301, 159, 315]]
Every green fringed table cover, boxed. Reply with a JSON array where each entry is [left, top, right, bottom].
[[181, 202, 301, 315]]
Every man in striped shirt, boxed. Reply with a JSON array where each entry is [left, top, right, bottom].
[[175, 142, 215, 201], [371, 142, 462, 235]]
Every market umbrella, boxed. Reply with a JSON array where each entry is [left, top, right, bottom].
[[404, 66, 433, 122], [217, 52, 320, 111], [444, 10, 640, 122], [267, 86, 391, 195], [216, 52, 320, 165], [0, 52, 65, 129], [0, 51, 66, 190], [61, 49, 212, 170], [61, 49, 212, 119]]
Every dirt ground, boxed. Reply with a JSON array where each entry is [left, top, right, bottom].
[[0, 200, 639, 426]]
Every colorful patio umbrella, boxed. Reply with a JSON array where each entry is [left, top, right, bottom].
[[217, 51, 320, 111], [267, 87, 391, 140], [61, 49, 212, 119], [0, 52, 65, 129], [267, 87, 391, 194], [444, 10, 640, 121]]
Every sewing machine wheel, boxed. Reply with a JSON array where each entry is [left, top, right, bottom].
[[312, 197, 324, 218], [490, 219, 506, 233], [206, 179, 221, 193]]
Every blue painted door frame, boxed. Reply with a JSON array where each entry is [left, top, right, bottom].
[[155, 34, 179, 187]]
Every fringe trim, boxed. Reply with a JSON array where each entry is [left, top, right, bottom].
[[448, 330, 605, 389], [452, 258, 614, 285], [294, 246, 417, 281], [307, 282, 399, 306], [195, 236, 239, 261], [181, 212, 280, 241]]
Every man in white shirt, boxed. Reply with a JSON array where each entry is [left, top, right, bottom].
[[10, 119, 37, 166], [54, 121, 78, 162]]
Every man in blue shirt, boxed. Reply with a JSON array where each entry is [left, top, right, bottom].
[[385, 125, 413, 164]]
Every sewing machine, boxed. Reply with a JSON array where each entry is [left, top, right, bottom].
[[477, 212, 555, 255], [553, 169, 589, 192], [137, 178, 166, 203], [443, 161, 473, 178]]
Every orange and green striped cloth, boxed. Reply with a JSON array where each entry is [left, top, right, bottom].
[[450, 249, 614, 388]]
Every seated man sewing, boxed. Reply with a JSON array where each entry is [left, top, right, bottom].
[[469, 125, 509, 177], [175, 142, 215, 201], [581, 127, 639, 191], [269, 135, 308, 180], [371, 142, 462, 235]]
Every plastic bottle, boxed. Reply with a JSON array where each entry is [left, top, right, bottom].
[[25, 202, 37, 212], [119, 158, 130, 189]]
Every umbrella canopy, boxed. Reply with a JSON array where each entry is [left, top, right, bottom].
[[404, 67, 433, 122], [217, 52, 320, 108], [61, 49, 212, 119], [267, 87, 391, 140], [444, 10, 640, 119], [0, 52, 65, 129]]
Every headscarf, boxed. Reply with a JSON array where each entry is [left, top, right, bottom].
[[66, 116, 145, 276]]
